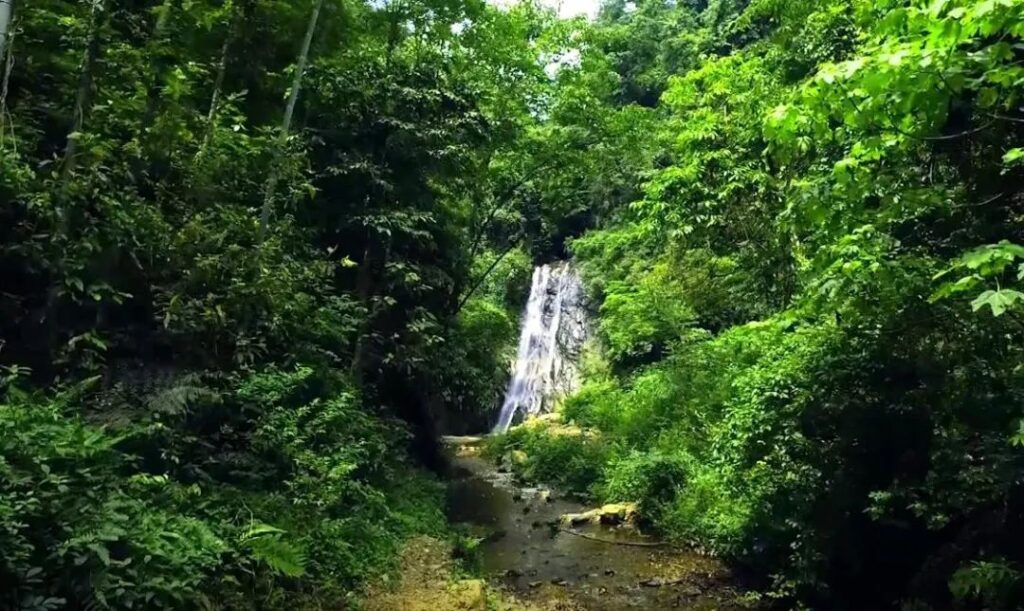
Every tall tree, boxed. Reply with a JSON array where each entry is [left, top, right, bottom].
[[258, 0, 325, 241], [60, 0, 105, 185], [0, 0, 12, 66], [0, 0, 12, 137], [196, 0, 250, 161], [136, 0, 179, 155]]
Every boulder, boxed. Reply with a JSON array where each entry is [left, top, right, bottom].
[[440, 435, 485, 458], [597, 502, 638, 525], [447, 579, 486, 611], [558, 502, 638, 527]]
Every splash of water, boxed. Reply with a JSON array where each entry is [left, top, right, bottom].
[[493, 262, 588, 433]]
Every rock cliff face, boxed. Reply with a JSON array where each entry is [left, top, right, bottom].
[[493, 262, 590, 433]]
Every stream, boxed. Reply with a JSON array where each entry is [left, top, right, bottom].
[[441, 262, 747, 609], [445, 446, 748, 610]]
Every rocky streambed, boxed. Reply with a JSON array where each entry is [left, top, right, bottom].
[[444, 438, 752, 610]]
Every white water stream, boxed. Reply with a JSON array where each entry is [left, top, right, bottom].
[[493, 262, 589, 433]]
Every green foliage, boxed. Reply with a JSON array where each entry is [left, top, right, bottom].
[[239, 524, 307, 578], [7, 0, 1024, 608], [0, 366, 450, 609], [601, 450, 688, 525], [486, 425, 609, 497], [1, 0, 549, 607], [932, 240, 1024, 316], [597, 263, 696, 364], [517, 0, 1024, 608], [0, 396, 224, 609], [949, 559, 1022, 609]]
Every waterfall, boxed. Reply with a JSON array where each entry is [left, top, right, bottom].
[[493, 262, 589, 433]]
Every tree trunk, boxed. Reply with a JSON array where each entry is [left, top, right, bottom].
[[0, 0, 14, 137], [136, 0, 177, 155], [60, 0, 105, 186], [0, 0, 13, 68], [349, 235, 376, 384], [258, 0, 325, 242], [48, 0, 105, 359], [195, 1, 248, 162]]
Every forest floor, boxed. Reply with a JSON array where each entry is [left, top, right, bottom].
[[362, 534, 582, 611]]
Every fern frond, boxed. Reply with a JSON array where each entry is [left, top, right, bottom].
[[145, 374, 215, 416]]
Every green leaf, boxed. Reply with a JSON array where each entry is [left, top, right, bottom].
[[970, 289, 1024, 316], [1011, 420, 1024, 447], [1003, 147, 1024, 167], [240, 523, 287, 541], [929, 274, 981, 302], [88, 543, 111, 567], [247, 536, 306, 577]]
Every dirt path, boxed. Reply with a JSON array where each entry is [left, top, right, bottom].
[[362, 536, 489, 611], [362, 535, 582, 611]]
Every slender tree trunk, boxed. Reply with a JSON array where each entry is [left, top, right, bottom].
[[61, 0, 105, 186], [48, 0, 105, 359], [136, 0, 177, 154], [0, 0, 14, 141], [196, 1, 247, 162], [349, 238, 375, 385], [258, 0, 324, 242], [0, 0, 13, 65], [453, 236, 520, 317], [0, 0, 12, 65]]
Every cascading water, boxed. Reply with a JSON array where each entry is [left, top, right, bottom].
[[493, 262, 589, 433]]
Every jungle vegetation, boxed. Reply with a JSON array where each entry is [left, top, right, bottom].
[[1, 0, 1023, 609]]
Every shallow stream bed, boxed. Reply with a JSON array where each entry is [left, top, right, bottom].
[[445, 451, 750, 610]]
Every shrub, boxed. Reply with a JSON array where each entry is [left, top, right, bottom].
[[486, 425, 610, 498], [0, 397, 224, 610], [602, 450, 689, 522]]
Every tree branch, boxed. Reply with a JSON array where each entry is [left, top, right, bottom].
[[986, 112, 1024, 125], [466, 160, 557, 263], [918, 121, 993, 141], [953, 192, 1005, 210], [454, 234, 521, 316], [557, 527, 667, 548]]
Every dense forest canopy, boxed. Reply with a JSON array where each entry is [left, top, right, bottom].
[[1, 0, 1023, 609]]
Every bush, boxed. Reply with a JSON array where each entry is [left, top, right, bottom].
[[0, 396, 223, 610], [602, 450, 689, 525], [0, 365, 451, 610], [486, 424, 610, 497]]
